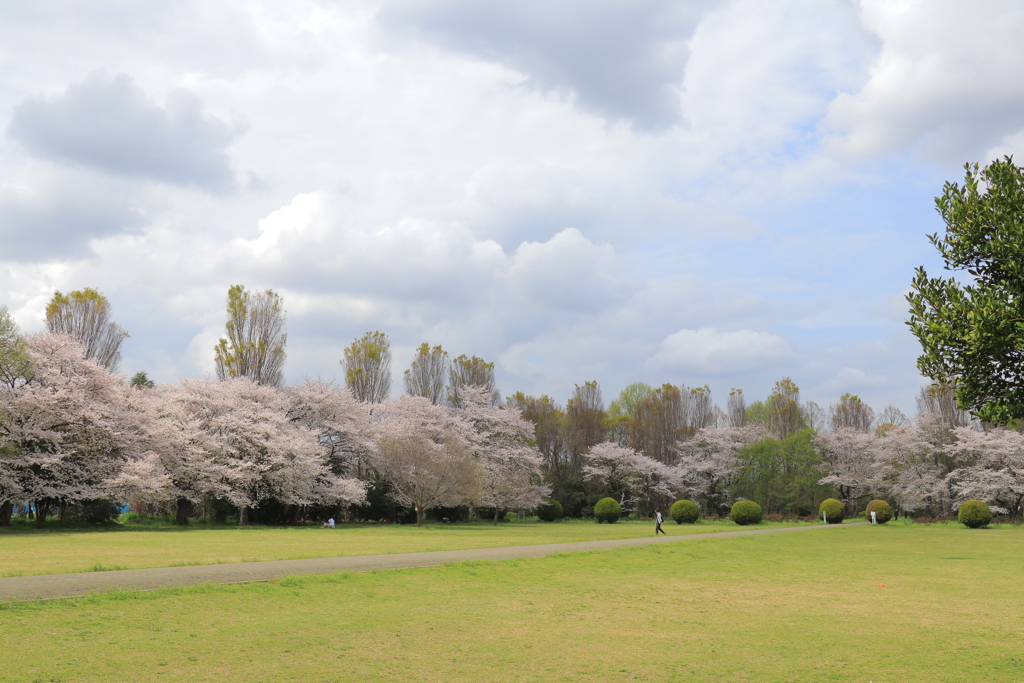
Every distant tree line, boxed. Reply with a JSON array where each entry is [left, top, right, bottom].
[[2, 285, 1022, 527], [0, 288, 543, 527]]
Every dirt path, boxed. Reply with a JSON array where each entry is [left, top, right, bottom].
[[0, 522, 864, 602]]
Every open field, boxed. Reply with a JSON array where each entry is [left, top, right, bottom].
[[2, 525, 1022, 682], [0, 518, 828, 577]]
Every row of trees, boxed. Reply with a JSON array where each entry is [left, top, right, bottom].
[[3, 280, 1021, 526], [0, 288, 542, 527], [0, 327, 547, 527], [502, 377, 923, 517], [583, 414, 1023, 523], [10, 158, 1024, 526]]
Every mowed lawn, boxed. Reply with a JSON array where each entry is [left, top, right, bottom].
[[2, 525, 1022, 682], [0, 518, 817, 576]]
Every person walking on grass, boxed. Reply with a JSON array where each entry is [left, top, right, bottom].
[[655, 509, 666, 535]]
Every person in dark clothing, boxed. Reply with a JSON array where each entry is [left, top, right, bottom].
[[655, 509, 666, 535]]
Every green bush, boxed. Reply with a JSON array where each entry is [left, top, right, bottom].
[[71, 499, 122, 526], [957, 500, 993, 529], [730, 500, 762, 525], [865, 499, 893, 524], [669, 500, 700, 524], [818, 498, 844, 524], [594, 497, 622, 524], [536, 500, 564, 522]]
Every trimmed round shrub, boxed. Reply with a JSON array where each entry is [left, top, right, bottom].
[[594, 497, 622, 524], [818, 498, 844, 524], [536, 500, 564, 522], [958, 500, 993, 529], [730, 500, 763, 526], [865, 499, 893, 524], [669, 500, 700, 524]]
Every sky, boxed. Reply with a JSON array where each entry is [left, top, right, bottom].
[[2, 0, 1023, 416]]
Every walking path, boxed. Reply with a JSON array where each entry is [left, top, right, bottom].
[[0, 522, 864, 602]]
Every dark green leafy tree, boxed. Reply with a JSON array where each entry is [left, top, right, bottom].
[[733, 429, 829, 515], [907, 157, 1024, 424], [129, 371, 155, 388]]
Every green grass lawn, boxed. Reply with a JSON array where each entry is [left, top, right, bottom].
[[0, 518, 827, 576], [2, 524, 1022, 682]]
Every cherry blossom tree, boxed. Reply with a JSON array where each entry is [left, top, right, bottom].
[[874, 421, 949, 517], [459, 387, 548, 524], [583, 442, 681, 517], [162, 377, 364, 525], [0, 333, 134, 523], [287, 378, 373, 477], [815, 428, 883, 514], [946, 427, 1024, 517], [368, 394, 482, 526], [674, 426, 764, 516], [117, 382, 235, 524]]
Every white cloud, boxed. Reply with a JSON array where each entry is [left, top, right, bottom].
[[1, 0, 1006, 415], [647, 327, 792, 375], [504, 228, 630, 312], [681, 0, 876, 162], [0, 166, 146, 260], [825, 0, 1024, 162], [8, 72, 243, 191], [834, 366, 888, 388], [378, 0, 721, 130]]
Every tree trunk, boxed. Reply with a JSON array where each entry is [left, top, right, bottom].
[[415, 505, 423, 527], [175, 498, 192, 526], [493, 507, 500, 526], [0, 501, 12, 526], [35, 500, 49, 525], [58, 500, 68, 521], [238, 505, 249, 527]]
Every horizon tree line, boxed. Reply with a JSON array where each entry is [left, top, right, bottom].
[[1, 284, 1016, 527]]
